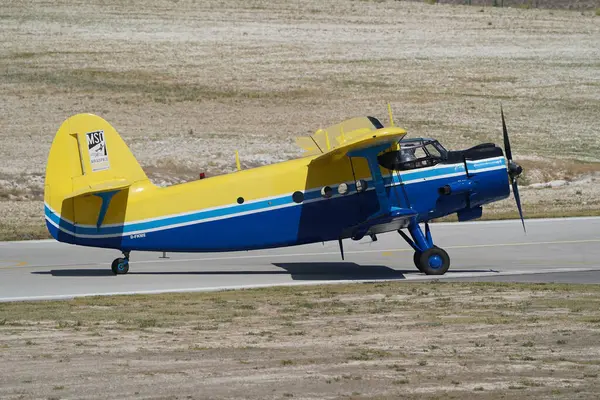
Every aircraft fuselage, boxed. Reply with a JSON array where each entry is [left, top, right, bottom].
[[45, 151, 509, 252]]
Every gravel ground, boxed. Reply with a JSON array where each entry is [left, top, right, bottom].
[[1, 0, 599, 238], [2, 282, 600, 399]]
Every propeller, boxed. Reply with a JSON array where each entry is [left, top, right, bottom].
[[501, 106, 526, 233]]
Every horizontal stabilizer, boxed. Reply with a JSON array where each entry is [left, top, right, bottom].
[[65, 178, 132, 199]]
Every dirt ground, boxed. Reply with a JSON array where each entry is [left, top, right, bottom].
[[1, 0, 600, 239], [1, 282, 600, 399]]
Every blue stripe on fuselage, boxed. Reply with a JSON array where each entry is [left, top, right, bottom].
[[45, 159, 509, 252], [47, 158, 505, 235]]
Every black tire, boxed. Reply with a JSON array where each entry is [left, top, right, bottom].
[[111, 258, 129, 275], [414, 246, 443, 272], [413, 252, 424, 272], [418, 247, 450, 275]]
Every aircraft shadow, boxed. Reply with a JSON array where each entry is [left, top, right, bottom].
[[32, 269, 115, 277], [273, 263, 497, 280], [31, 263, 497, 280], [274, 262, 406, 280], [31, 264, 399, 279]]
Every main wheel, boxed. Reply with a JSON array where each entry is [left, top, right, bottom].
[[111, 258, 129, 275], [413, 252, 424, 272], [418, 247, 450, 275]]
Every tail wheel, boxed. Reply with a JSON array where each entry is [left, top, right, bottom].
[[111, 258, 129, 275], [418, 247, 450, 275]]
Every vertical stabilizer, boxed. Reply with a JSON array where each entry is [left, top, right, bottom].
[[44, 114, 151, 242]]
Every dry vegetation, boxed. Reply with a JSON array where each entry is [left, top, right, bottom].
[[435, 0, 600, 9], [2, 282, 600, 399], [1, 0, 600, 239]]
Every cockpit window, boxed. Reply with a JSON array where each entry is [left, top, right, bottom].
[[413, 147, 427, 159], [425, 144, 442, 158], [377, 139, 446, 171]]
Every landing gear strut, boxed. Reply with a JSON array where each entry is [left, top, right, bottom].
[[399, 221, 450, 275], [111, 251, 130, 275]]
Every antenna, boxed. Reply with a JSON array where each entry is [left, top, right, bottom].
[[324, 129, 331, 150], [235, 150, 241, 171], [387, 103, 395, 127]]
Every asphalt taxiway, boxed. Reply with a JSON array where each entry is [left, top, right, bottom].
[[1, 217, 599, 302]]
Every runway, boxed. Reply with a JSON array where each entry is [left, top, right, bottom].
[[1, 217, 599, 302]]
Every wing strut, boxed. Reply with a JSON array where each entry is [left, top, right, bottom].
[[348, 143, 394, 218], [344, 142, 417, 241]]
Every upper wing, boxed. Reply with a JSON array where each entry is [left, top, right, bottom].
[[294, 136, 323, 156], [312, 126, 407, 162], [296, 117, 390, 156], [296, 116, 406, 161]]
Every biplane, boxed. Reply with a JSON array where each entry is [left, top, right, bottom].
[[44, 107, 524, 276]]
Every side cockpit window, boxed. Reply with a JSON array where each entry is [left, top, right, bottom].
[[425, 143, 442, 159]]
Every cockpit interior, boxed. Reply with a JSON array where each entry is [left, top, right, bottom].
[[377, 138, 447, 171]]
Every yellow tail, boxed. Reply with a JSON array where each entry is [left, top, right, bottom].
[[45, 114, 150, 231]]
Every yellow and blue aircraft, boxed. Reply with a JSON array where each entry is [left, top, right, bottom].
[[44, 107, 524, 276]]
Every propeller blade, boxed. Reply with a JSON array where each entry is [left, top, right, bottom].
[[511, 177, 526, 233], [501, 106, 525, 233], [501, 105, 513, 161]]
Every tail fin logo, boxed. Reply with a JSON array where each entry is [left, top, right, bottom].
[[86, 130, 110, 172]]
